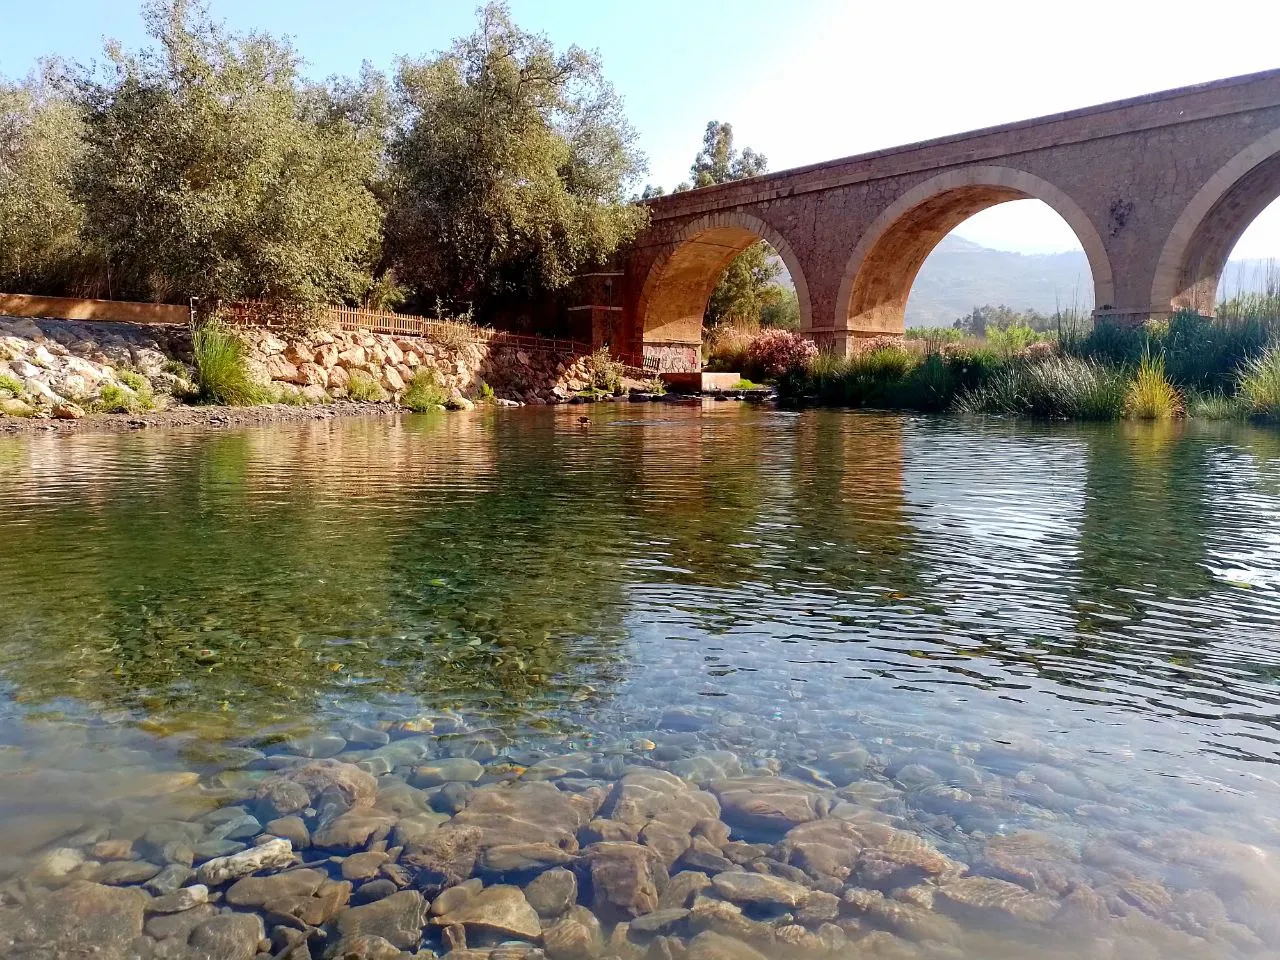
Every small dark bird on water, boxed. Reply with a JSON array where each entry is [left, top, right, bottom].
[[578, 416, 591, 426]]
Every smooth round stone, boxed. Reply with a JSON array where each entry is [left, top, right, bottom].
[[629, 908, 690, 936], [285, 733, 347, 760], [412, 758, 485, 788]]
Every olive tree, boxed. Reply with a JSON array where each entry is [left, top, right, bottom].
[[0, 73, 92, 294], [386, 3, 648, 311], [69, 0, 385, 307]]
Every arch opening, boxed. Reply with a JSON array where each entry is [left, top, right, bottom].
[[634, 213, 812, 373], [1154, 127, 1280, 315], [837, 166, 1113, 352]]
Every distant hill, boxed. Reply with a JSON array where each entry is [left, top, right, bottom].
[[904, 236, 1277, 328]]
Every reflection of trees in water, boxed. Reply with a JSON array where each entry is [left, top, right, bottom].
[[0, 417, 630, 738], [786, 411, 924, 599]]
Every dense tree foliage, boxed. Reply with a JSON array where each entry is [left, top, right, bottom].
[[0, 0, 646, 317], [65, 0, 386, 307], [387, 5, 647, 311], [0, 73, 91, 294]]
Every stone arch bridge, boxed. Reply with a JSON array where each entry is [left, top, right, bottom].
[[573, 69, 1280, 371]]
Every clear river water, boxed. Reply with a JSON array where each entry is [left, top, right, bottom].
[[3, 405, 1280, 959]]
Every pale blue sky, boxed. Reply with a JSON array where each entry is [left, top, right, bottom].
[[3, 0, 1278, 258]]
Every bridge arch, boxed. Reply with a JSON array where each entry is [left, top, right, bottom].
[[634, 212, 812, 369], [835, 166, 1115, 346], [1151, 126, 1280, 315]]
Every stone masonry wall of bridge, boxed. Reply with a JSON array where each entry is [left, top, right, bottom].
[[591, 69, 1280, 368]]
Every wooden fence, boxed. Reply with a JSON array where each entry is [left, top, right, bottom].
[[223, 301, 592, 358]]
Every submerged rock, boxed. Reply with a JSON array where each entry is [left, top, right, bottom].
[[187, 912, 265, 960], [709, 776, 830, 834], [334, 890, 428, 950], [935, 876, 1059, 926], [525, 866, 578, 917], [543, 904, 604, 960], [196, 837, 294, 885], [583, 841, 665, 922], [430, 883, 542, 941], [0, 881, 147, 959], [710, 871, 810, 909]]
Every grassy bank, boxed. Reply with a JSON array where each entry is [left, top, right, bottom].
[[766, 288, 1280, 423]]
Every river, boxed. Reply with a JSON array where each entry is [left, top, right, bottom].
[[2, 405, 1280, 958]]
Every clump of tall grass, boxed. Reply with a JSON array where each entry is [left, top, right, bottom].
[[1238, 346, 1280, 421], [0, 374, 22, 396], [346, 371, 388, 403], [192, 321, 263, 405], [704, 325, 755, 373], [402, 370, 448, 411], [1124, 354, 1183, 420], [1185, 389, 1248, 421], [955, 355, 1127, 420]]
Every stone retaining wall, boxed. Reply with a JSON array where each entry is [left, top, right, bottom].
[[240, 327, 600, 406], [0, 315, 612, 419]]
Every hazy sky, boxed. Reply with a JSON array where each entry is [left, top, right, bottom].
[[3, 0, 1278, 258]]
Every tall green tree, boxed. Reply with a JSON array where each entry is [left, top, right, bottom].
[[690, 120, 766, 187], [0, 72, 93, 294], [681, 121, 787, 327], [68, 0, 385, 307], [386, 3, 648, 312]]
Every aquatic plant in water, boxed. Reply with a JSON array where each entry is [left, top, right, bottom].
[[1238, 346, 1280, 421], [955, 355, 1127, 420], [1124, 354, 1183, 420]]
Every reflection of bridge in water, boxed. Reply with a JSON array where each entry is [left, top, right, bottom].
[[573, 69, 1280, 371]]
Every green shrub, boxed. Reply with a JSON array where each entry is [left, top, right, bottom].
[[955, 355, 1126, 420], [1124, 353, 1183, 420], [585, 347, 624, 393], [93, 382, 154, 414], [1238, 347, 1280, 421], [477, 382, 496, 405], [346, 370, 388, 403], [192, 321, 262, 405], [1074, 318, 1149, 367], [271, 386, 312, 406], [640, 376, 666, 395], [402, 370, 447, 411], [117, 370, 150, 392], [731, 378, 762, 390], [0, 374, 22, 396], [986, 322, 1041, 357]]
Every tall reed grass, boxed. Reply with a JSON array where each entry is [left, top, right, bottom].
[[191, 321, 262, 406]]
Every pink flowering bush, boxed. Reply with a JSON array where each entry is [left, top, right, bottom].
[[746, 329, 819, 378]]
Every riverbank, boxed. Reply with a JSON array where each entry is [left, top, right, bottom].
[[0, 398, 412, 434]]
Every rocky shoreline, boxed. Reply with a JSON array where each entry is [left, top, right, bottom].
[[0, 399, 414, 435]]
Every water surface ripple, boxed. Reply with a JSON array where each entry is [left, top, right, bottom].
[[2, 407, 1280, 958]]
